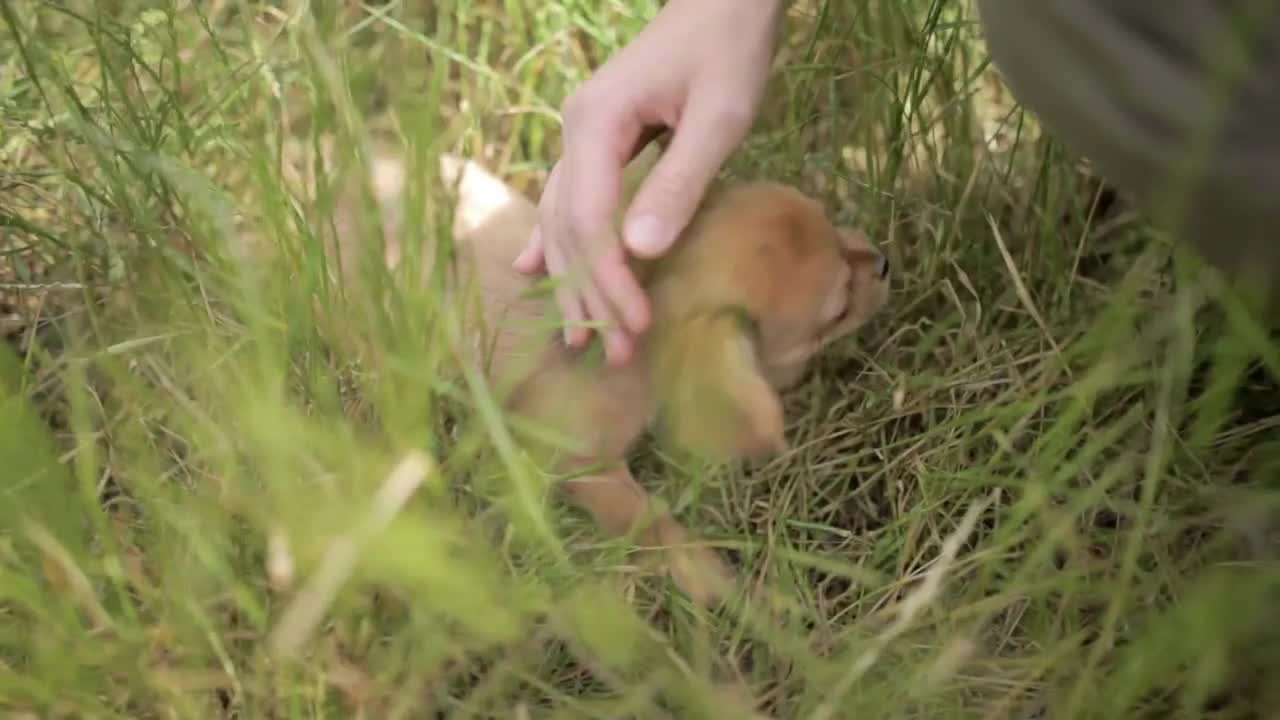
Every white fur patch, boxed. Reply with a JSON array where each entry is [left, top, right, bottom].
[[437, 153, 537, 237]]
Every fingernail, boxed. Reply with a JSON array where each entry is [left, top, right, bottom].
[[625, 214, 668, 257], [513, 246, 533, 269], [565, 326, 588, 348], [605, 332, 633, 366]]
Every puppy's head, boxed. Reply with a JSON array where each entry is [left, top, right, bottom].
[[649, 182, 890, 461]]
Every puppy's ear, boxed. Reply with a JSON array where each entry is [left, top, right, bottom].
[[655, 309, 787, 462]]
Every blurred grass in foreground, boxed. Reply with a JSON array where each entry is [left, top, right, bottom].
[[2, 1, 1279, 718]]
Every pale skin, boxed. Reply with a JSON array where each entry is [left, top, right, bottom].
[[515, 0, 1280, 359], [511, 0, 786, 366]]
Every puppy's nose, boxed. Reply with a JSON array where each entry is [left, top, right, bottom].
[[876, 255, 891, 280]]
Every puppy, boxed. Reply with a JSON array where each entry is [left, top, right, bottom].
[[330, 140, 891, 605]]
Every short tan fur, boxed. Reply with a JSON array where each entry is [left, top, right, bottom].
[[330, 139, 891, 605]]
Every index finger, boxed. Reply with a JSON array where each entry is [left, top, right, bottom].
[[559, 124, 654, 337]]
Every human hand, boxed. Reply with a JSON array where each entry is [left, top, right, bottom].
[[512, 0, 785, 366]]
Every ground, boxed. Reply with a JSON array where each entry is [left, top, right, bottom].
[[2, 1, 1279, 718]]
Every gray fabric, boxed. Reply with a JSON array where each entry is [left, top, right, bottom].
[[976, 0, 1280, 304]]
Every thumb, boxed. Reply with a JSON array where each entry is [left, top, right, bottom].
[[622, 97, 753, 259]]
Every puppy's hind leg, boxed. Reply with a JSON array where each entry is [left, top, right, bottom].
[[562, 467, 735, 607]]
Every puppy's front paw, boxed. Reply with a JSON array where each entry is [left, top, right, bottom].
[[666, 542, 736, 607]]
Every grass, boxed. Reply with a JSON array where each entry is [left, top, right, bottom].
[[2, 0, 1279, 717]]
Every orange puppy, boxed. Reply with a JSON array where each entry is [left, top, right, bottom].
[[332, 139, 891, 605]]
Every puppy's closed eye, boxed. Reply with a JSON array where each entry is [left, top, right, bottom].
[[826, 303, 853, 332]]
